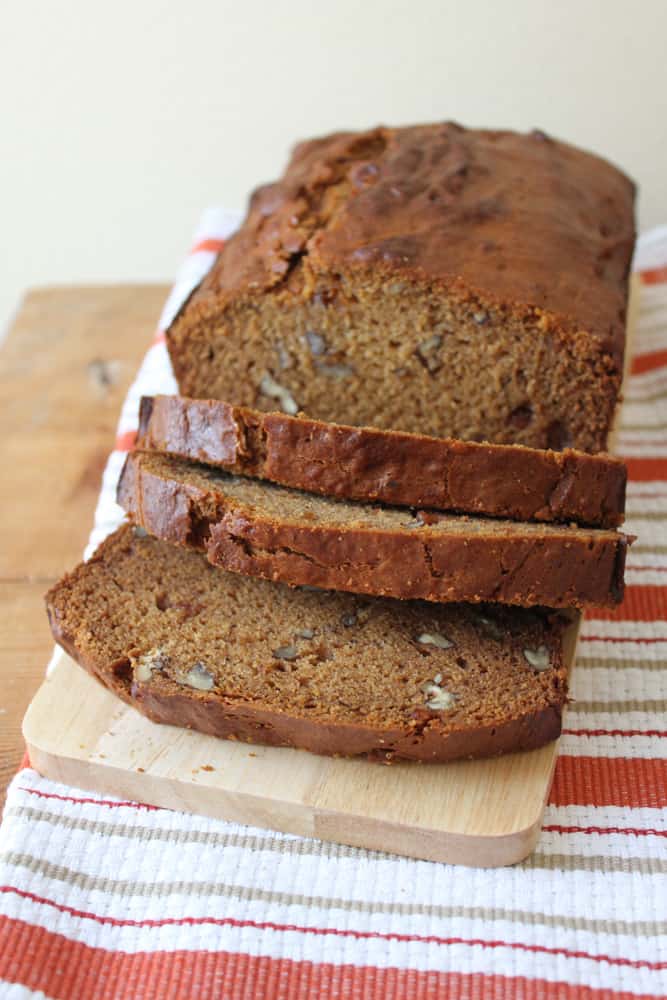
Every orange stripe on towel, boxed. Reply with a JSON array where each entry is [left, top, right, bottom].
[[0, 918, 661, 1000], [631, 347, 667, 375], [114, 430, 137, 452], [550, 756, 667, 809], [191, 237, 226, 254], [640, 265, 667, 285]]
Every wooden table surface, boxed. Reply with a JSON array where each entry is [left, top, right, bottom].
[[0, 285, 169, 808]]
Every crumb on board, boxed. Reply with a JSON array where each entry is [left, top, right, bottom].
[[136, 767, 145, 773], [248, 752, 257, 758], [201, 765, 215, 772]]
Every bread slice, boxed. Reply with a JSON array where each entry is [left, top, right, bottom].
[[137, 395, 626, 528], [46, 524, 569, 763], [166, 123, 635, 453], [117, 450, 629, 608]]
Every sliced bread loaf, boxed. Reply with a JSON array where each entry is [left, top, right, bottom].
[[166, 123, 635, 453], [117, 451, 629, 608], [46, 524, 569, 763], [137, 395, 626, 528]]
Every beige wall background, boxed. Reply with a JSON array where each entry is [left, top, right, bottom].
[[2, 0, 666, 332]]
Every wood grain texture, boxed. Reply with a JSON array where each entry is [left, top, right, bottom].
[[0, 285, 168, 807], [0, 584, 53, 802], [24, 613, 580, 868]]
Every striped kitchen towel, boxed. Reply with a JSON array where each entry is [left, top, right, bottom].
[[0, 211, 665, 999]]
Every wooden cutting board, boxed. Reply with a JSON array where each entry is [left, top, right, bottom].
[[24, 613, 580, 868], [14, 279, 628, 867]]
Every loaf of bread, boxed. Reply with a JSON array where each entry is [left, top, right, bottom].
[[167, 123, 635, 453], [137, 395, 626, 527], [117, 451, 629, 608], [46, 524, 569, 763]]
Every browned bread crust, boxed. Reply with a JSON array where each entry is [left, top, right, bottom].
[[167, 123, 635, 452], [117, 451, 630, 609], [138, 395, 627, 528], [46, 524, 568, 764]]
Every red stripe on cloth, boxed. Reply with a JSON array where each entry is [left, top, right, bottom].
[[562, 728, 667, 738], [591, 585, 667, 622], [0, 888, 660, 970], [17, 785, 160, 811], [114, 430, 137, 452], [191, 237, 226, 254], [543, 823, 667, 838], [631, 348, 667, 375], [640, 265, 667, 285], [152, 329, 166, 345], [550, 757, 667, 809], [630, 348, 667, 375], [624, 457, 667, 480], [579, 633, 667, 644], [0, 919, 657, 1000]]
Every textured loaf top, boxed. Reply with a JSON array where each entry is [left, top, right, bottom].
[[190, 122, 635, 365], [138, 395, 627, 527], [167, 122, 635, 453], [46, 524, 569, 764], [118, 451, 630, 609]]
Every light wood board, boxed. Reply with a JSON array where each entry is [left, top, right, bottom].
[[24, 615, 580, 867]]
